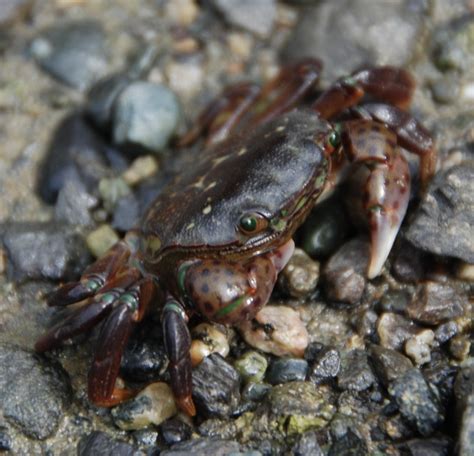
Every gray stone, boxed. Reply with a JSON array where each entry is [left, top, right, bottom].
[[78, 431, 143, 456], [29, 20, 109, 91], [266, 358, 308, 385], [292, 430, 323, 456], [55, 180, 98, 226], [112, 82, 180, 154], [328, 429, 367, 456], [402, 437, 451, 456], [406, 162, 474, 263], [337, 349, 376, 392], [161, 438, 240, 456], [0, 343, 72, 440], [308, 347, 341, 384], [112, 193, 140, 232], [0, 0, 33, 28], [369, 345, 413, 387]]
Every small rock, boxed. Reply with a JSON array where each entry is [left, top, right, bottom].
[[0, 343, 72, 440], [430, 74, 461, 104], [292, 430, 323, 456], [377, 312, 417, 351], [0, 0, 34, 28], [449, 335, 471, 361], [238, 305, 309, 357], [377, 289, 411, 314], [164, 0, 200, 26], [457, 389, 474, 456], [161, 438, 240, 456], [132, 429, 158, 448], [160, 417, 192, 446], [279, 248, 320, 298], [86, 224, 119, 258], [29, 20, 109, 91], [0, 428, 11, 451], [308, 347, 341, 384], [212, 0, 276, 38], [337, 349, 376, 392], [112, 382, 177, 430], [323, 238, 369, 304], [122, 155, 159, 186], [404, 329, 435, 365], [328, 429, 368, 456], [266, 358, 308, 385], [165, 60, 204, 99], [190, 323, 230, 366], [369, 345, 413, 388], [2, 221, 91, 282], [113, 82, 181, 154], [55, 180, 98, 226], [402, 437, 452, 456], [234, 351, 268, 383], [241, 382, 272, 403], [424, 360, 458, 408], [434, 321, 458, 344], [98, 177, 131, 214], [407, 282, 466, 325], [456, 261, 474, 281], [78, 431, 143, 456], [112, 194, 140, 232], [388, 369, 444, 436], [391, 241, 426, 283], [192, 353, 241, 418], [406, 162, 474, 263]]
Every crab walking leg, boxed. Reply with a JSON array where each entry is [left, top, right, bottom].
[[87, 277, 156, 407], [162, 300, 195, 416], [342, 120, 411, 278], [312, 66, 415, 120], [350, 103, 436, 187]]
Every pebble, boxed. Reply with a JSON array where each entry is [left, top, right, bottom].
[[112, 194, 140, 232], [54, 180, 98, 226], [241, 382, 271, 403], [132, 429, 158, 448], [307, 347, 341, 385], [388, 369, 444, 437], [233, 351, 268, 383], [29, 20, 109, 91], [2, 221, 91, 282], [0, 429, 11, 452], [212, 0, 276, 38], [291, 430, 323, 456], [0, 343, 72, 440], [407, 282, 466, 325], [434, 321, 458, 344], [192, 353, 241, 418], [401, 437, 452, 456], [323, 238, 369, 304], [165, 60, 204, 100], [449, 335, 471, 361], [369, 345, 413, 388], [456, 367, 474, 456], [112, 82, 181, 155], [122, 155, 159, 187], [404, 329, 435, 365], [377, 289, 411, 314], [406, 162, 474, 264], [391, 241, 426, 283], [78, 431, 143, 456], [85, 224, 119, 258], [328, 429, 367, 456], [278, 248, 320, 298], [237, 305, 309, 357], [424, 359, 458, 408], [160, 418, 192, 446], [190, 323, 230, 366], [337, 349, 376, 392], [377, 312, 417, 351], [111, 382, 177, 430], [0, 0, 34, 28], [162, 438, 240, 456], [98, 177, 131, 214], [281, 0, 428, 82], [266, 358, 308, 385]]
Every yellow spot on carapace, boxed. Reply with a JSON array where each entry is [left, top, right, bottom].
[[205, 181, 217, 191], [191, 175, 206, 189], [237, 147, 247, 156], [275, 125, 285, 132], [212, 156, 228, 167], [202, 204, 212, 215], [186, 222, 195, 230]]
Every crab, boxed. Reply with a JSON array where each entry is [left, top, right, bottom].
[[35, 59, 435, 416]]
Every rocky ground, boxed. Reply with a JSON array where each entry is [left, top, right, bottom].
[[0, 0, 473, 455]]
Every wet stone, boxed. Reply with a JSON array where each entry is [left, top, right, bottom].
[[406, 162, 474, 264], [132, 429, 158, 448], [401, 437, 452, 456], [458, 392, 474, 456], [266, 358, 308, 385], [449, 334, 471, 361], [234, 350, 268, 383], [112, 193, 140, 232], [112, 81, 181, 155], [161, 438, 240, 456], [377, 312, 417, 351], [54, 180, 98, 227], [291, 430, 323, 456], [29, 20, 109, 91], [328, 429, 367, 456], [160, 418, 192, 446], [279, 248, 320, 298], [86, 224, 119, 258], [404, 329, 435, 366], [190, 323, 230, 367], [0, 343, 72, 440], [0, 428, 11, 451], [369, 345, 413, 388], [391, 241, 426, 283], [377, 289, 410, 314], [192, 353, 241, 418], [78, 431, 143, 456], [99, 177, 132, 214], [308, 347, 340, 385], [337, 349, 376, 392], [434, 321, 458, 344], [1, 221, 91, 282], [388, 368, 444, 436], [242, 382, 272, 403], [423, 360, 458, 408], [323, 238, 369, 305], [212, 0, 276, 38], [407, 282, 466, 325]]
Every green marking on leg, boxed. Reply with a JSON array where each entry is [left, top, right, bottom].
[[215, 295, 247, 318]]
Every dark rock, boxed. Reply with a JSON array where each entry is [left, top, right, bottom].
[[161, 438, 240, 456], [0, 428, 11, 451], [457, 393, 474, 456], [160, 418, 192, 446], [328, 429, 367, 456], [407, 282, 466, 325], [454, 365, 474, 456], [112, 193, 140, 232], [29, 20, 109, 91], [112, 81, 180, 154], [376, 312, 417, 351], [434, 321, 458, 344], [54, 180, 98, 226], [308, 347, 341, 384], [292, 430, 323, 456], [406, 162, 474, 263], [323, 238, 369, 304], [423, 360, 458, 408], [0, 343, 72, 440], [281, 0, 428, 82], [132, 429, 158, 448], [402, 437, 452, 456], [192, 354, 241, 418], [337, 349, 376, 392], [1, 221, 91, 282], [234, 350, 268, 383], [241, 382, 272, 403], [212, 0, 276, 37], [377, 289, 411, 314], [0, 0, 33, 28], [78, 431, 143, 456], [299, 198, 351, 259], [391, 242, 426, 283], [369, 345, 413, 388], [37, 113, 112, 204], [388, 369, 444, 436], [266, 358, 308, 385]]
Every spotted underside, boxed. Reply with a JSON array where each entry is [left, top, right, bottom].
[[141, 110, 331, 261]]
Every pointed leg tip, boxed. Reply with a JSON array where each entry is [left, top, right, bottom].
[[178, 396, 196, 417]]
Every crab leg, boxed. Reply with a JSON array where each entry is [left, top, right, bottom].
[[162, 299, 195, 416], [341, 120, 411, 278], [312, 66, 415, 120]]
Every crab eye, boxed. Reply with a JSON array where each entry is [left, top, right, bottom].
[[238, 213, 268, 235], [328, 130, 341, 148]]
